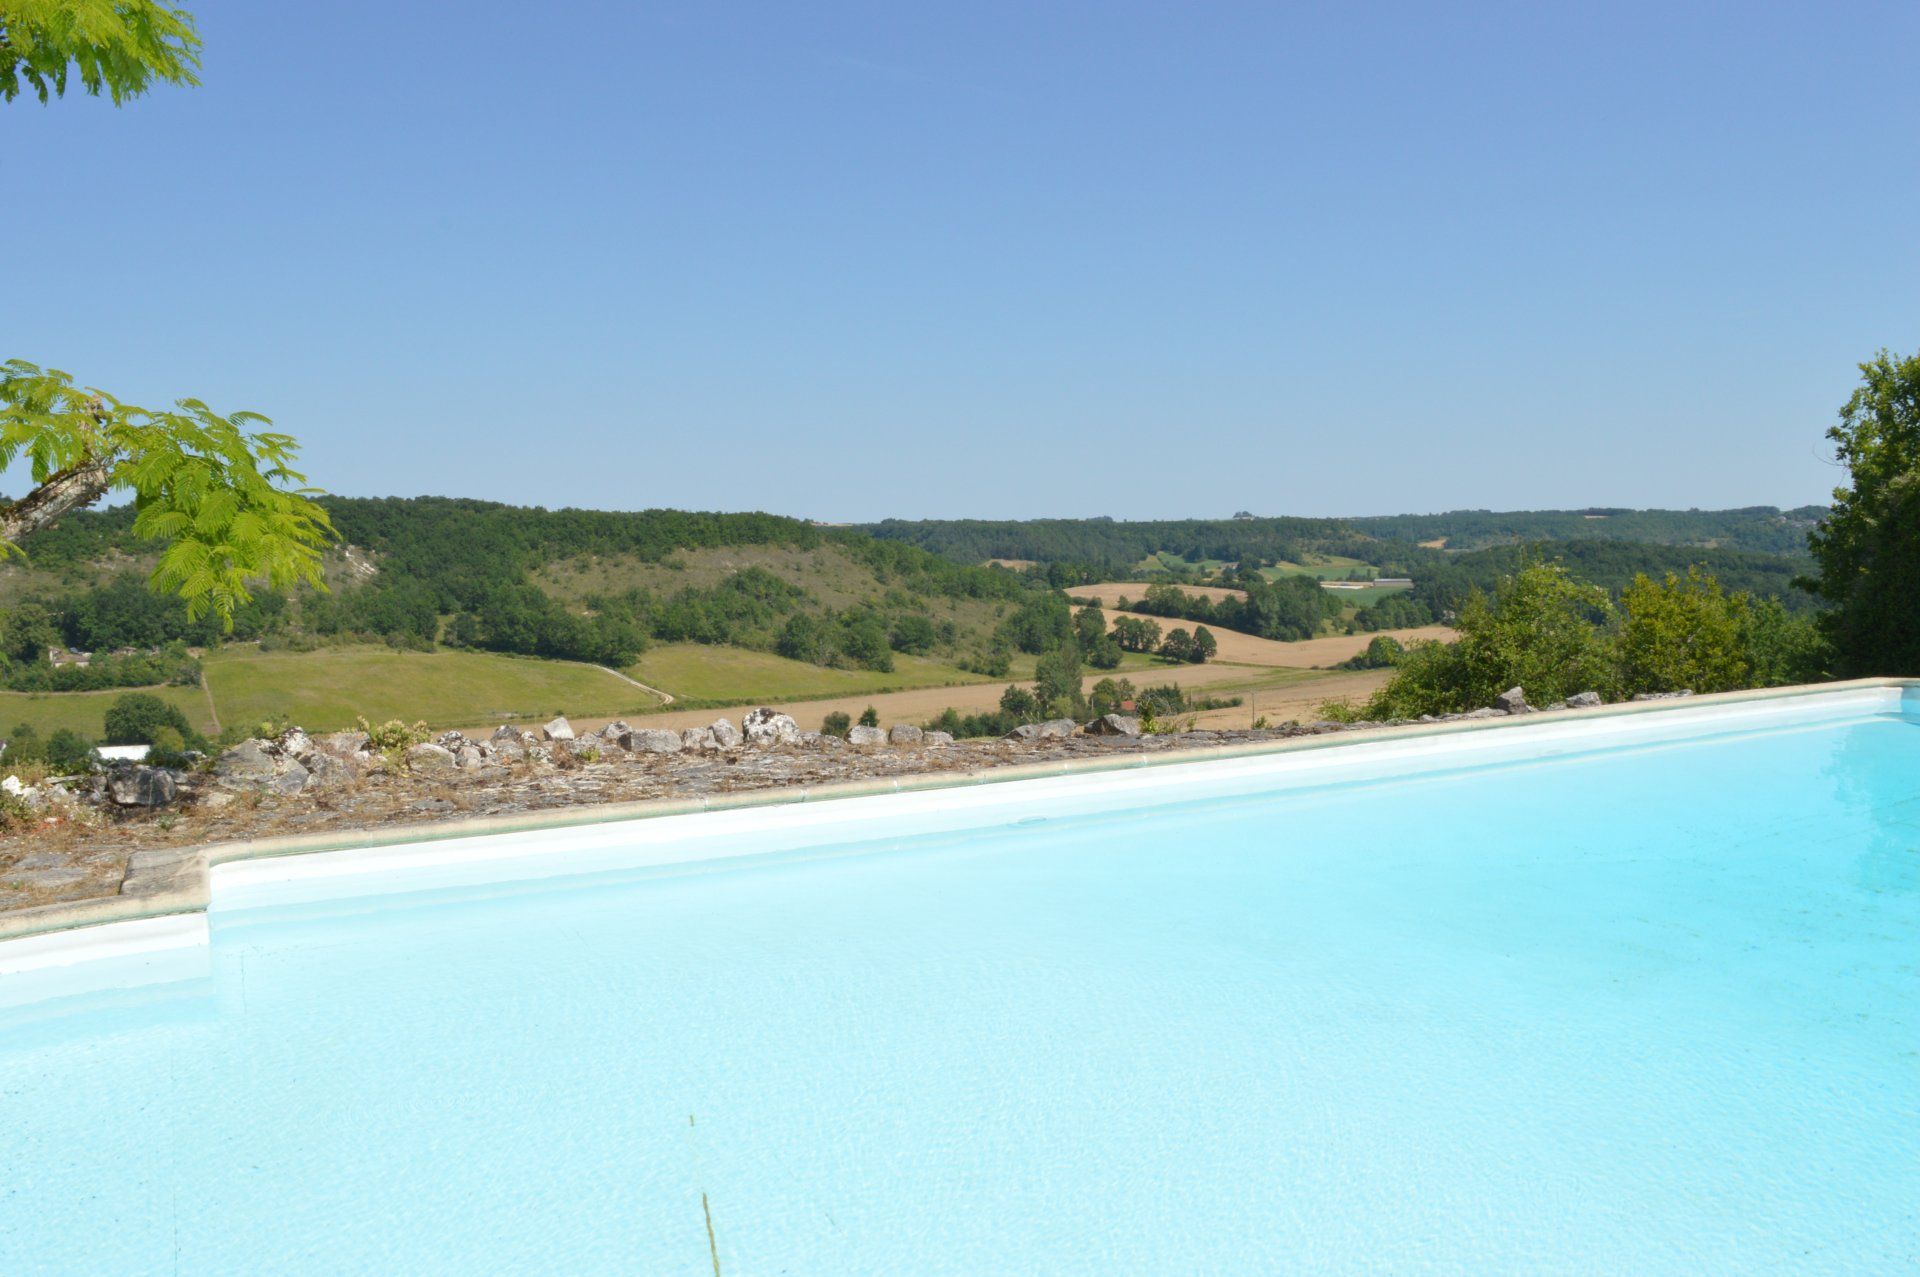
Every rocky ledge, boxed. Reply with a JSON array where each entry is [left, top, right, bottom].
[[2, 688, 1649, 916]]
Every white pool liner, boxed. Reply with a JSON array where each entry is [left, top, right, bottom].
[[0, 682, 1905, 997]]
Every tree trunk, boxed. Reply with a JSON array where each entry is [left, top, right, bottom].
[[0, 454, 116, 546]]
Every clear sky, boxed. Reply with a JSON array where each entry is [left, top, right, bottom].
[[6, 1, 1915, 521]]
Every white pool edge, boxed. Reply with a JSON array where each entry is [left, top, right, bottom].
[[3, 678, 1912, 986]]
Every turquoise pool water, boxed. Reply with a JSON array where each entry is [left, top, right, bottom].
[[3, 708, 1917, 1273]]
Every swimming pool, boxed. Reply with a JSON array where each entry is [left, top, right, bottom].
[[2, 688, 1916, 1273]]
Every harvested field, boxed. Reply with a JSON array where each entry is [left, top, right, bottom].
[[1070, 582, 1247, 606], [533, 626, 1450, 738]]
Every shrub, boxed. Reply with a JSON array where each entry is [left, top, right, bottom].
[[858, 705, 880, 728], [358, 716, 431, 765], [821, 711, 851, 738], [147, 725, 192, 768], [43, 729, 98, 774], [0, 787, 31, 831]]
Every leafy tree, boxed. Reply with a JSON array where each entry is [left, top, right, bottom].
[[1, 361, 333, 625], [0, 1, 200, 104], [997, 685, 1041, 722], [857, 705, 880, 728], [821, 711, 851, 738], [776, 612, 836, 665], [1033, 641, 1083, 716], [102, 689, 195, 744], [839, 611, 894, 672], [1110, 614, 1161, 653], [1804, 347, 1920, 674], [1190, 626, 1217, 664], [1085, 634, 1123, 669], [888, 612, 938, 654], [1340, 634, 1405, 670], [1159, 627, 1194, 663], [1452, 562, 1615, 706], [1740, 597, 1830, 687], [1616, 569, 1751, 696], [1089, 676, 1135, 716], [1072, 601, 1107, 648]]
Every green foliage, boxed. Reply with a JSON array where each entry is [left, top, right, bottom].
[[1804, 347, 1920, 675], [42, 727, 96, 772], [102, 690, 194, 745], [1, 360, 333, 626], [996, 591, 1073, 654], [1159, 627, 1193, 663], [821, 711, 851, 738], [1110, 614, 1160, 653], [0, 785, 31, 830], [857, 705, 879, 728], [1740, 597, 1831, 687], [1616, 569, 1752, 696], [1190, 626, 1217, 664], [1339, 634, 1405, 670], [145, 723, 189, 767], [1361, 562, 1615, 717], [1126, 577, 1335, 642], [1032, 641, 1084, 717], [1089, 676, 1135, 716], [0, 0, 200, 104], [357, 715, 429, 765]]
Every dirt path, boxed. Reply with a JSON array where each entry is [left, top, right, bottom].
[[596, 665, 673, 706]]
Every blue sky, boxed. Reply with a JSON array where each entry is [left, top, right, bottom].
[[6, 1, 1915, 520]]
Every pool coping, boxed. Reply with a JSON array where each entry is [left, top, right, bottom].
[[3, 677, 1912, 968]]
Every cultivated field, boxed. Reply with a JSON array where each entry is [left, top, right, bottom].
[[552, 624, 1449, 738], [0, 684, 215, 740], [624, 643, 1007, 706], [1105, 614, 1451, 667], [1071, 582, 1248, 606], [202, 646, 661, 734]]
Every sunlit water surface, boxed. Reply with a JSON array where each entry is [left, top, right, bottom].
[[3, 713, 1917, 1273]]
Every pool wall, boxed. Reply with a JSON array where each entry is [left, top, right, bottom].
[[3, 679, 1912, 989]]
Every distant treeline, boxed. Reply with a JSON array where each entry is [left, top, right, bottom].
[[1346, 506, 1826, 556], [860, 516, 1376, 575], [1369, 541, 1820, 628]]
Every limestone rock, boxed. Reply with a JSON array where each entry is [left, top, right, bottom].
[[710, 718, 743, 748], [742, 707, 801, 746], [1566, 691, 1603, 709], [627, 728, 683, 754], [108, 767, 178, 807], [406, 743, 458, 773], [924, 730, 955, 746], [681, 726, 718, 751], [455, 745, 486, 769], [1084, 713, 1142, 737], [317, 730, 370, 756], [1004, 718, 1076, 742], [1494, 687, 1529, 714], [888, 724, 924, 746], [542, 716, 575, 742], [214, 739, 309, 794], [302, 752, 357, 789], [847, 724, 887, 747]]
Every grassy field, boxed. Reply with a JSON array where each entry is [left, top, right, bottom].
[[201, 646, 662, 734], [0, 684, 215, 740], [623, 643, 1004, 707]]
